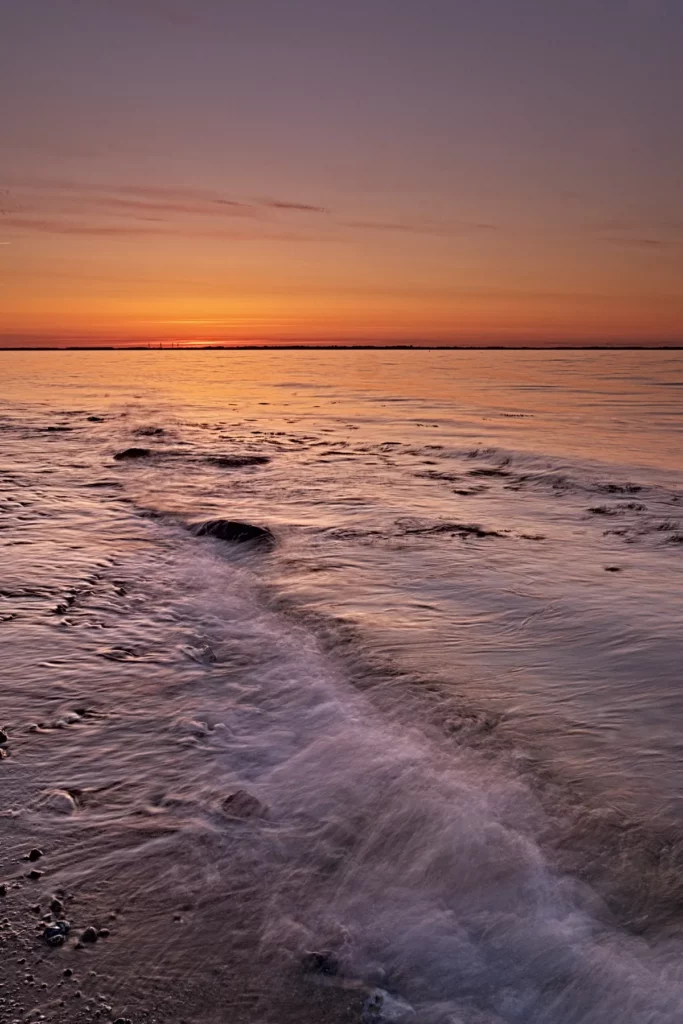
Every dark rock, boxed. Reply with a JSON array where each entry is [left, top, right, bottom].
[[604, 566, 622, 572], [468, 467, 510, 477], [192, 519, 275, 549], [43, 921, 70, 947], [113, 1019, 132, 1024], [87, 416, 105, 422], [404, 521, 502, 540], [63, 968, 73, 977], [221, 790, 265, 819], [28, 870, 43, 881], [0, 729, 7, 744], [0, 882, 7, 896], [28, 848, 43, 862], [97, 927, 110, 938], [51, 898, 64, 916], [362, 988, 416, 1022], [134, 426, 165, 436], [207, 455, 270, 468], [302, 950, 340, 976], [80, 926, 98, 944], [113, 448, 151, 461]]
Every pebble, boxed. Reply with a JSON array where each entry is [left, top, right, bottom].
[[0, 884, 6, 897], [27, 849, 43, 862], [38, 789, 78, 815], [43, 921, 71, 947], [50, 898, 64, 916], [221, 789, 265, 819], [28, 870, 43, 882], [81, 926, 98, 944], [113, 447, 151, 460], [0, 729, 7, 744], [362, 988, 416, 1023], [302, 950, 340, 976]]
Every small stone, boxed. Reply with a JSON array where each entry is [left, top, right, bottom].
[[0, 884, 6, 897], [362, 988, 416, 1023], [27, 849, 43, 862], [37, 790, 78, 815], [63, 969, 73, 978], [50, 898, 64, 916], [97, 927, 110, 939], [113, 447, 151, 461], [221, 789, 265, 819], [113, 1018, 132, 1024], [28, 870, 43, 881], [302, 950, 339, 976], [80, 926, 98, 944], [43, 921, 70, 947], [192, 519, 275, 549], [0, 729, 7, 744]]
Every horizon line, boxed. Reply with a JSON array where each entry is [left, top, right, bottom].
[[1, 344, 682, 352]]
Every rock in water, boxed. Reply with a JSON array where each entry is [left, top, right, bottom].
[[38, 789, 78, 815], [113, 447, 151, 460], [43, 920, 71, 947], [221, 789, 265, 819], [362, 989, 416, 1023], [207, 454, 270, 468], [192, 519, 275, 549], [301, 950, 340, 976]]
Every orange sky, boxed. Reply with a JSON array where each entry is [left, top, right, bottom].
[[2, 1, 682, 347]]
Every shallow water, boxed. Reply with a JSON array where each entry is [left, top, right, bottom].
[[1, 349, 682, 1022]]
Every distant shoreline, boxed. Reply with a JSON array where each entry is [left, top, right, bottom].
[[1, 345, 682, 352]]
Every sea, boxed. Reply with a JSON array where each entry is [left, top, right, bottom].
[[1, 348, 682, 1023]]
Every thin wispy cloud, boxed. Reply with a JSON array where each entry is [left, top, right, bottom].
[[0, 176, 332, 240], [593, 217, 683, 251], [341, 219, 500, 238], [0, 176, 494, 242], [0, 215, 328, 243]]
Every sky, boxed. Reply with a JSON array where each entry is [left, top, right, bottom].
[[1, 0, 682, 347]]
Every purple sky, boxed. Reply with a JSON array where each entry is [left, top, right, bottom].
[[1, 0, 682, 345]]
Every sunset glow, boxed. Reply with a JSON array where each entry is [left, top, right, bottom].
[[2, 1, 682, 347]]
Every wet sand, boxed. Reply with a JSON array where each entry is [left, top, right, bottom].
[[2, 349, 683, 1024]]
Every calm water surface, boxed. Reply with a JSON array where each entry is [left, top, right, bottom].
[[1, 349, 682, 1023]]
